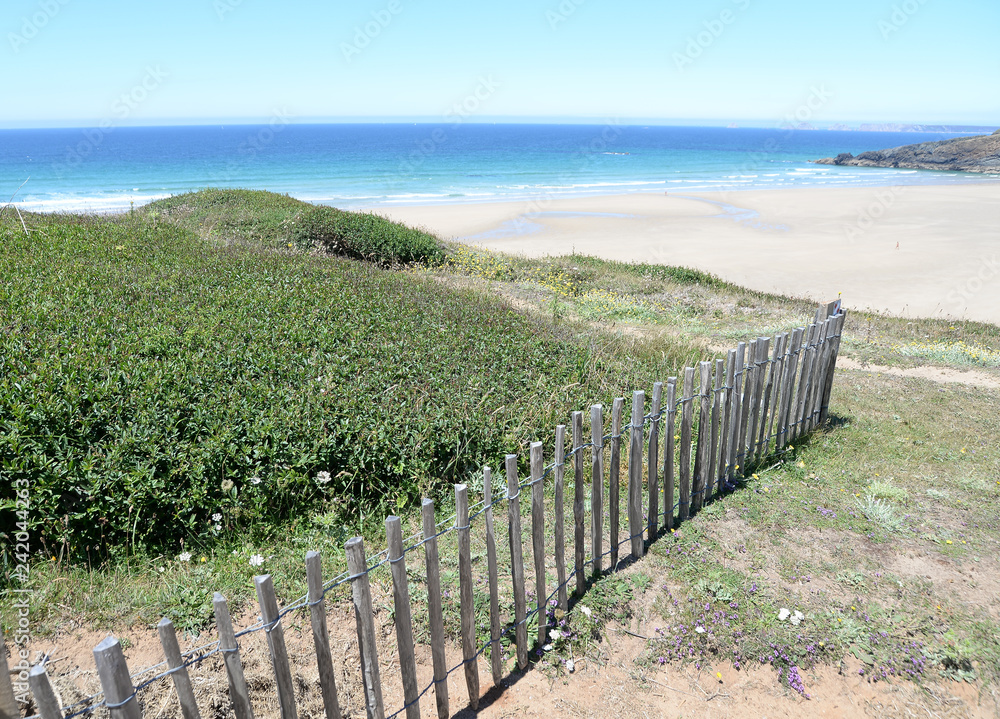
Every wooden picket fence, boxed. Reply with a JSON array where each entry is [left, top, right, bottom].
[[7, 303, 846, 719]]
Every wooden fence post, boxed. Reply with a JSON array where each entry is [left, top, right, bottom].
[[254, 575, 297, 719], [505, 454, 529, 671], [481, 470, 503, 689], [1, 635, 19, 719], [386, 517, 420, 719], [530, 443, 548, 647], [421, 499, 450, 718], [709, 359, 722, 499], [647, 384, 662, 540], [213, 594, 255, 719], [553, 426, 568, 611], [157, 618, 202, 719], [778, 328, 804, 449], [754, 335, 780, 463], [678, 369, 694, 521], [305, 552, 344, 719], [590, 405, 605, 578], [795, 323, 820, 441], [728, 343, 746, 476], [345, 537, 385, 719], [743, 338, 768, 468], [717, 352, 735, 492], [27, 665, 62, 719], [664, 379, 677, 529], [692, 362, 712, 513], [761, 333, 787, 460], [455, 485, 480, 710], [628, 390, 645, 558], [608, 400, 624, 569], [572, 411, 586, 596], [93, 637, 141, 719], [819, 311, 846, 425]]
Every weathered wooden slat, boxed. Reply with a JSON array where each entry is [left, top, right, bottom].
[[647, 384, 662, 539], [157, 618, 202, 719], [455, 485, 480, 710], [709, 359, 722, 499], [664, 379, 677, 529], [754, 335, 781, 464], [530, 443, 547, 647], [608, 400, 624, 569], [761, 333, 788, 460], [481, 469, 503, 689], [305, 552, 344, 719], [628, 391, 645, 557], [386, 517, 420, 719], [793, 323, 819, 441], [572, 411, 586, 595], [735, 339, 760, 473], [811, 317, 837, 431], [1, 635, 19, 719], [745, 338, 769, 467], [421, 499, 450, 717], [778, 328, 804, 449], [678, 369, 695, 521], [590, 405, 605, 577], [805, 320, 829, 433], [254, 575, 297, 719], [345, 537, 385, 719], [213, 593, 255, 719], [819, 312, 847, 425], [717, 351, 735, 493], [505, 454, 529, 670], [553, 425, 568, 610], [692, 361, 712, 513], [727, 342, 746, 476], [27, 665, 62, 719], [93, 637, 141, 719]]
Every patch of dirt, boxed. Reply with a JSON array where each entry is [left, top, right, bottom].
[[889, 552, 1000, 619], [837, 358, 1000, 390]]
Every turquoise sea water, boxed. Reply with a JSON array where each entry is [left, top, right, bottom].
[[2, 124, 997, 213]]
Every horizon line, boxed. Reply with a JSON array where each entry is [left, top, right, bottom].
[[2, 116, 998, 132]]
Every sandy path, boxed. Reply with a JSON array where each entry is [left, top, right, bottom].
[[370, 184, 1000, 326]]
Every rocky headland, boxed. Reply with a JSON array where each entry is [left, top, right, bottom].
[[815, 130, 1000, 174]]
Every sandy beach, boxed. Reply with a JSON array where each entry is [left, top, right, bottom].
[[371, 183, 1000, 326]]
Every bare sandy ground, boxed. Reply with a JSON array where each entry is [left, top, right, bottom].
[[369, 184, 1000, 326]]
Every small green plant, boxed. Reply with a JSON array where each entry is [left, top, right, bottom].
[[867, 479, 908, 501], [855, 495, 902, 532]]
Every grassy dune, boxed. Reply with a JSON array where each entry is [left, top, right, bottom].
[[2, 189, 998, 703]]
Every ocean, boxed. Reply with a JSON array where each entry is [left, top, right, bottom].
[[2, 123, 997, 213]]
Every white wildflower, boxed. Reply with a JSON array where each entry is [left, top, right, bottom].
[[212, 513, 222, 522], [158, 566, 165, 573], [249, 554, 265, 567], [579, 605, 592, 618], [778, 608, 790, 622], [214, 524, 222, 532], [542, 644, 552, 652], [251, 476, 261, 485], [550, 629, 561, 642], [791, 610, 804, 626], [178, 552, 192, 562], [315, 471, 332, 485], [695, 626, 706, 634]]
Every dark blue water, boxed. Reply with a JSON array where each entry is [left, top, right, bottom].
[[1, 124, 996, 212]]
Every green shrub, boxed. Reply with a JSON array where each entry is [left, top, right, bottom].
[[0, 207, 695, 559], [292, 206, 444, 266]]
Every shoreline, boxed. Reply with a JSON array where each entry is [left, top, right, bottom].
[[366, 183, 1000, 326]]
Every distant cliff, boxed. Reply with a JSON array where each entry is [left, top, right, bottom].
[[815, 131, 1000, 174]]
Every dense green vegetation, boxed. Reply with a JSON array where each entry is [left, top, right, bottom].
[[0, 191, 696, 560], [292, 205, 444, 265]]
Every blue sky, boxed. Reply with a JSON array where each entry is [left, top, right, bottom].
[[3, 0, 998, 127]]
